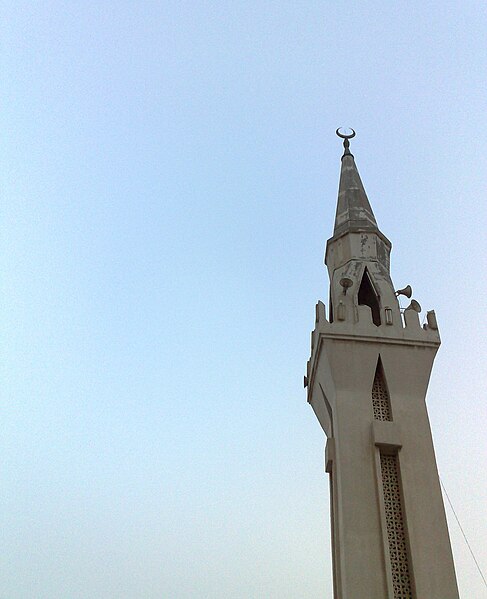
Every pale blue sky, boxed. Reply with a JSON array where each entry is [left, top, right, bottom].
[[2, 2, 486, 598]]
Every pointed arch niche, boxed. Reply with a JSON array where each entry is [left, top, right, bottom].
[[371, 358, 392, 421], [358, 267, 381, 326]]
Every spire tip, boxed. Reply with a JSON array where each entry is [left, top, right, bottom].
[[336, 127, 356, 157]]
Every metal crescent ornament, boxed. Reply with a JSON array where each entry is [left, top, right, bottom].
[[336, 128, 356, 140]]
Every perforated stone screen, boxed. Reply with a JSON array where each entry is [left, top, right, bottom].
[[380, 453, 413, 599], [372, 368, 392, 421]]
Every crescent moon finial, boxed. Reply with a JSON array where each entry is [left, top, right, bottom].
[[336, 128, 356, 140], [336, 128, 356, 157]]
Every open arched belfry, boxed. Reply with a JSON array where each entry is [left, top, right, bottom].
[[305, 131, 459, 599]]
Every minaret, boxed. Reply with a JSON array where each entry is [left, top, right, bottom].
[[305, 130, 459, 599]]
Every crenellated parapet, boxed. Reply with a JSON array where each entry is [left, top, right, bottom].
[[305, 297, 440, 404]]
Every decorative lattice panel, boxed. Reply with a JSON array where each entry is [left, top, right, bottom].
[[372, 368, 392, 421], [380, 453, 413, 599]]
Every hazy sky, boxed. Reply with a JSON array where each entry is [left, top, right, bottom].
[[2, 2, 487, 598]]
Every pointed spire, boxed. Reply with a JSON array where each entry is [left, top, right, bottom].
[[333, 129, 378, 237]]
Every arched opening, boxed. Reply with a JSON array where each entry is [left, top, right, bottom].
[[358, 268, 381, 326]]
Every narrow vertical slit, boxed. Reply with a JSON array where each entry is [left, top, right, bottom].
[[329, 471, 338, 598], [329, 466, 344, 599]]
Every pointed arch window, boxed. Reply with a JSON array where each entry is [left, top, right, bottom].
[[372, 359, 392, 421], [358, 267, 381, 326]]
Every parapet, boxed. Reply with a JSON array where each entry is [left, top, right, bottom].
[[306, 298, 440, 386]]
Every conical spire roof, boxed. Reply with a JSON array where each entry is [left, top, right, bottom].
[[333, 131, 378, 237]]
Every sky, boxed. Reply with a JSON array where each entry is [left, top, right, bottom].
[[2, 1, 487, 598]]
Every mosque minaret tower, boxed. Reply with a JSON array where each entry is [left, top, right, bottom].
[[305, 130, 459, 598]]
